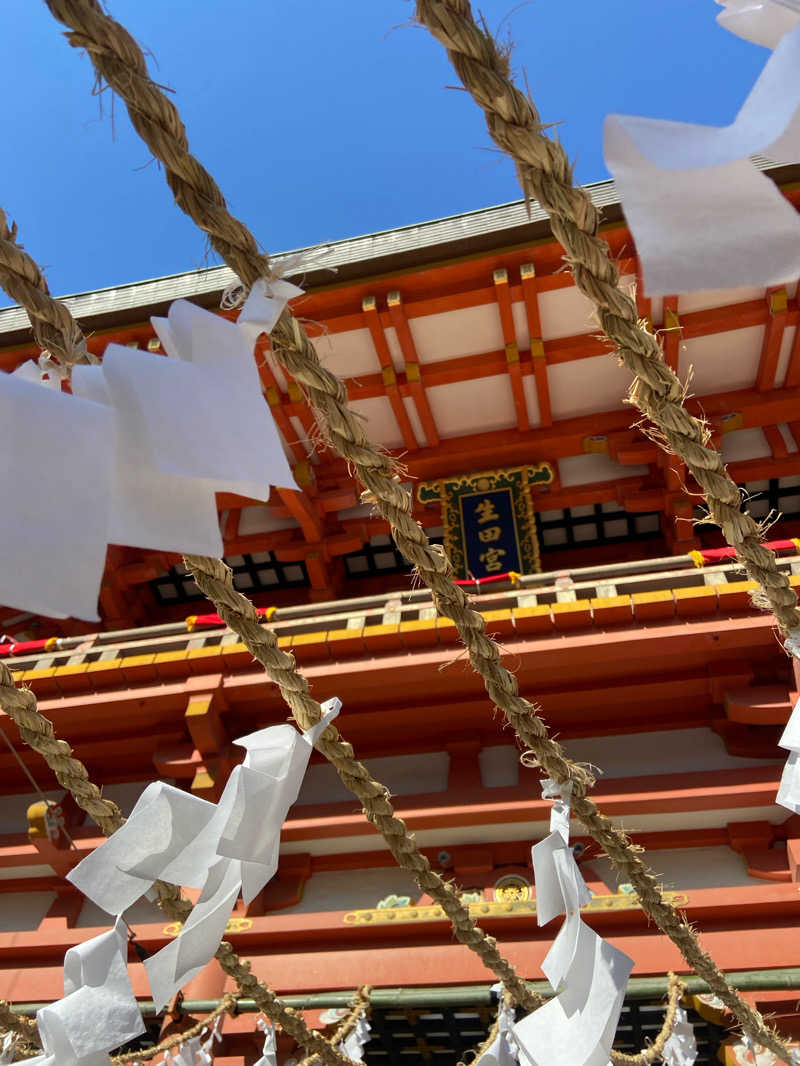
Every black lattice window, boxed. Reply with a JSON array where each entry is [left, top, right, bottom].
[[537, 502, 661, 553], [344, 530, 444, 579], [151, 552, 309, 606], [363, 999, 725, 1065], [694, 474, 800, 530]]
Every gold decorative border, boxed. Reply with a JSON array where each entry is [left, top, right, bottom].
[[163, 916, 253, 937], [343, 891, 688, 926], [418, 464, 553, 578]]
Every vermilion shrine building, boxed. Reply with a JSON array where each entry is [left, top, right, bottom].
[[1, 162, 800, 1064]]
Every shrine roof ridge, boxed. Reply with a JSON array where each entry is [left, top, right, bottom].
[[0, 157, 791, 344]]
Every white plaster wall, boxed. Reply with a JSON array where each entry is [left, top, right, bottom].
[[0, 891, 56, 932], [297, 752, 450, 806], [588, 846, 763, 893], [280, 867, 421, 915], [565, 727, 781, 779], [557, 454, 649, 488], [480, 746, 520, 788], [77, 895, 164, 929]]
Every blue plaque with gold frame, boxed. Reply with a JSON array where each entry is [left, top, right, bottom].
[[417, 464, 553, 579]]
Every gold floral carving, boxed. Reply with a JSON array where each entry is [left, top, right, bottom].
[[343, 891, 688, 925]]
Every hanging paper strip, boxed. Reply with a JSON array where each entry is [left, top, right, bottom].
[[253, 1019, 278, 1066], [0, 1033, 18, 1065], [476, 987, 520, 1066], [604, 22, 800, 294], [777, 695, 800, 813], [661, 1006, 698, 1066], [26, 918, 145, 1066], [237, 278, 305, 347], [512, 782, 633, 1066], [0, 290, 301, 619], [0, 365, 113, 621], [716, 0, 800, 48], [72, 361, 225, 559], [68, 699, 340, 1009], [338, 1015, 372, 1063]]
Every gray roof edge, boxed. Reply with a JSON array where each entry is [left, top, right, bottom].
[[0, 158, 795, 340]]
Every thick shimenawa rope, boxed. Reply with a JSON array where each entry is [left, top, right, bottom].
[[457, 975, 683, 1066], [40, 0, 800, 634], [412, 0, 800, 636], [295, 985, 372, 1066], [0, 665, 356, 1066], [0, 563, 672, 1066], [0, 209, 90, 367], [112, 994, 237, 1064], [0, 219, 542, 1017], [0, 1001, 38, 1044], [18, 1, 794, 1056]]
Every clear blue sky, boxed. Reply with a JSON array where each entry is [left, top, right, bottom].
[[1, 0, 770, 301]]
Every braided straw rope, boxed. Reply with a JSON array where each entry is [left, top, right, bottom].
[[18, 0, 794, 1057], [295, 985, 372, 1066], [0, 217, 540, 1018], [413, 0, 800, 636], [112, 993, 235, 1064], [457, 975, 683, 1066], [0, 209, 90, 367], [0, 664, 355, 1066], [0, 1001, 38, 1044]]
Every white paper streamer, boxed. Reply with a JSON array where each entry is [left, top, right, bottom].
[[0, 1032, 18, 1065], [69, 700, 341, 1009], [661, 1007, 698, 1066], [237, 279, 305, 347], [0, 368, 112, 621], [338, 1015, 372, 1063], [777, 696, 800, 813], [0, 289, 303, 619], [254, 1019, 278, 1066], [141, 299, 295, 499], [717, 0, 800, 48], [603, 22, 800, 294], [512, 783, 633, 1066], [26, 918, 144, 1066], [476, 986, 520, 1066], [71, 365, 224, 557]]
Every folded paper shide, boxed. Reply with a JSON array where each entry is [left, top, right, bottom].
[[661, 1007, 698, 1066], [512, 781, 633, 1066], [0, 291, 297, 621], [604, 19, 800, 293], [68, 700, 340, 1009], [476, 986, 520, 1066], [337, 1015, 372, 1063], [254, 1019, 278, 1066], [716, 0, 800, 48], [27, 919, 144, 1066], [777, 694, 800, 814]]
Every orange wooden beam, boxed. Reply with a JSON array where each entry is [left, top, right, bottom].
[[386, 291, 441, 448], [756, 288, 789, 390], [256, 345, 307, 465], [362, 296, 419, 451], [520, 262, 552, 427], [785, 293, 800, 388], [764, 423, 789, 460], [493, 268, 530, 431], [634, 255, 652, 326], [661, 296, 680, 373]]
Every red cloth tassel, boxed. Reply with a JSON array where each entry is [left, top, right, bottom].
[[186, 606, 276, 631], [694, 538, 800, 566]]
